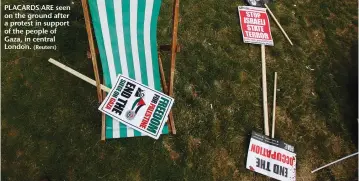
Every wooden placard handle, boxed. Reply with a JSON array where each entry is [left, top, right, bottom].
[[264, 4, 293, 46], [261, 45, 270, 136]]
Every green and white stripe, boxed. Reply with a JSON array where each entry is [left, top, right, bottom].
[[88, 0, 168, 139]]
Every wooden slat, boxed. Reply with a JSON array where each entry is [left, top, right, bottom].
[[48, 58, 111, 92], [168, 0, 180, 97], [101, 79, 107, 141], [101, 112, 106, 141], [81, 0, 103, 102], [264, 4, 293, 46], [158, 54, 169, 94], [271, 72, 277, 138], [167, 0, 180, 135], [168, 112, 176, 134], [261, 45, 270, 136], [158, 54, 173, 133]]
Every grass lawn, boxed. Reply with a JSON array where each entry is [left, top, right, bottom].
[[2, 0, 358, 180]]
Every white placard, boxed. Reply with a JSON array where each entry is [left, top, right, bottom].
[[246, 131, 296, 181], [99, 75, 174, 139]]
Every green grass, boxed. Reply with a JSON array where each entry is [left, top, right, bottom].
[[2, 0, 358, 180]]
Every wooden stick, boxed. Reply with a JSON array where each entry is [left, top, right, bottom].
[[158, 54, 173, 133], [261, 45, 270, 136], [158, 54, 169, 94], [167, 0, 180, 135], [271, 72, 277, 138], [168, 0, 180, 97], [264, 4, 293, 46], [168, 112, 176, 134], [101, 109, 106, 141], [81, 0, 103, 102], [101, 79, 107, 141], [311, 152, 359, 173], [49, 58, 111, 92], [82, 0, 105, 141]]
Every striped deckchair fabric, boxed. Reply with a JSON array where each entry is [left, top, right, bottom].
[[88, 0, 169, 139]]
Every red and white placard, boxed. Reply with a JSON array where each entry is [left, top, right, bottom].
[[246, 131, 296, 181], [238, 6, 274, 46]]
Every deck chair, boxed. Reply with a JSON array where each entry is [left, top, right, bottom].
[[81, 0, 179, 140]]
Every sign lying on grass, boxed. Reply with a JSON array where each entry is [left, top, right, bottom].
[[246, 131, 296, 181], [238, 6, 274, 46], [99, 75, 174, 139]]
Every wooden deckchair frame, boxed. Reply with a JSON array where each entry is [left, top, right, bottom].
[[81, 0, 180, 140]]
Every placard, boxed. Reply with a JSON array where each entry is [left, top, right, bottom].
[[238, 6, 274, 46], [99, 75, 174, 139], [246, 131, 296, 181]]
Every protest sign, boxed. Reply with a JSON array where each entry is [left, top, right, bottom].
[[246, 131, 296, 181], [98, 75, 174, 139], [238, 6, 274, 46]]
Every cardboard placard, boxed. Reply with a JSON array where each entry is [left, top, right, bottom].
[[238, 6, 274, 46], [98, 75, 174, 139], [246, 131, 296, 181]]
